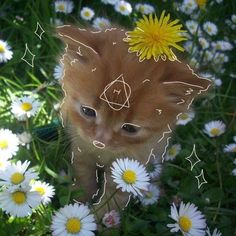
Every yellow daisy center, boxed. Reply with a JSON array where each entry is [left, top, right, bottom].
[[179, 216, 192, 232], [12, 191, 26, 204], [210, 128, 220, 136], [145, 191, 153, 199], [0, 44, 5, 53], [21, 102, 32, 111], [66, 218, 81, 234], [168, 147, 177, 156], [99, 22, 105, 28], [11, 172, 25, 185], [179, 113, 189, 120], [0, 139, 8, 149], [207, 26, 212, 32], [195, 0, 207, 7], [139, 6, 145, 13], [58, 4, 65, 11], [119, 5, 126, 12], [84, 11, 91, 17], [122, 170, 137, 184], [35, 187, 46, 195]]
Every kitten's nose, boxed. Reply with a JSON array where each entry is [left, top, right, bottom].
[[93, 140, 105, 149]]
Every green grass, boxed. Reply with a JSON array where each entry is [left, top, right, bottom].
[[0, 0, 236, 235]]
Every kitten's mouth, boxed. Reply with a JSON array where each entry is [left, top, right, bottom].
[[93, 140, 106, 149]]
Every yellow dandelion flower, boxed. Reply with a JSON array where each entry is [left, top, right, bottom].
[[124, 11, 187, 62], [195, 0, 207, 8]]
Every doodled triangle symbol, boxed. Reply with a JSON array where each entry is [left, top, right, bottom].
[[100, 74, 131, 111]]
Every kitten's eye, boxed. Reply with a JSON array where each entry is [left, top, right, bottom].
[[80, 105, 97, 118], [121, 123, 140, 134]]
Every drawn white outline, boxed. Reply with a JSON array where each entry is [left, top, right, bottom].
[[100, 74, 131, 111], [93, 140, 106, 149], [145, 148, 155, 165], [185, 144, 201, 171], [195, 169, 207, 189], [34, 22, 45, 40], [21, 43, 35, 67], [157, 124, 172, 143], [93, 172, 107, 205], [57, 25, 212, 213], [156, 108, 162, 115], [142, 79, 150, 83]]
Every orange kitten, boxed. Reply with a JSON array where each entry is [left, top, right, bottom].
[[57, 25, 211, 220]]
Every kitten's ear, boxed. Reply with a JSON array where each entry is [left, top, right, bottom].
[[56, 25, 100, 63], [160, 61, 212, 109]]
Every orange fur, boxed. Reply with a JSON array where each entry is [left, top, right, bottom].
[[57, 25, 211, 220]]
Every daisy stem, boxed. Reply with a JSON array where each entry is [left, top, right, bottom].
[[213, 139, 222, 223]]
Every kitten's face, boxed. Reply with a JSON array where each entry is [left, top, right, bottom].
[[58, 26, 211, 153]]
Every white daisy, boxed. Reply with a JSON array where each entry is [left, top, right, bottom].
[[212, 40, 233, 51], [93, 17, 110, 30], [53, 64, 64, 80], [199, 73, 222, 87], [184, 41, 194, 53], [146, 158, 162, 179], [198, 37, 209, 49], [135, 3, 155, 15], [0, 128, 19, 159], [111, 158, 150, 196], [223, 143, 236, 153], [185, 20, 199, 35], [0, 160, 38, 188], [167, 201, 206, 236], [0, 39, 13, 63], [139, 184, 160, 206], [30, 180, 55, 205], [206, 227, 222, 236], [17, 132, 32, 148], [101, 0, 119, 4], [51, 203, 97, 236], [232, 168, 236, 176], [203, 22, 218, 36], [114, 1, 132, 16], [176, 111, 195, 125], [203, 50, 214, 62], [180, 0, 197, 15], [54, 0, 74, 14], [0, 157, 10, 172], [203, 120, 226, 138], [189, 57, 200, 69], [80, 7, 95, 21], [213, 52, 229, 64], [11, 96, 41, 119], [231, 14, 236, 24], [102, 210, 120, 228], [0, 186, 41, 217], [233, 135, 236, 142], [165, 144, 181, 161]]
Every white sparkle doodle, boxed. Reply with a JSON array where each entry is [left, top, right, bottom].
[[185, 88, 194, 95], [100, 74, 131, 111], [112, 42, 117, 45], [185, 144, 201, 171], [91, 67, 97, 72], [34, 22, 45, 40], [195, 169, 207, 189], [21, 43, 35, 67]]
